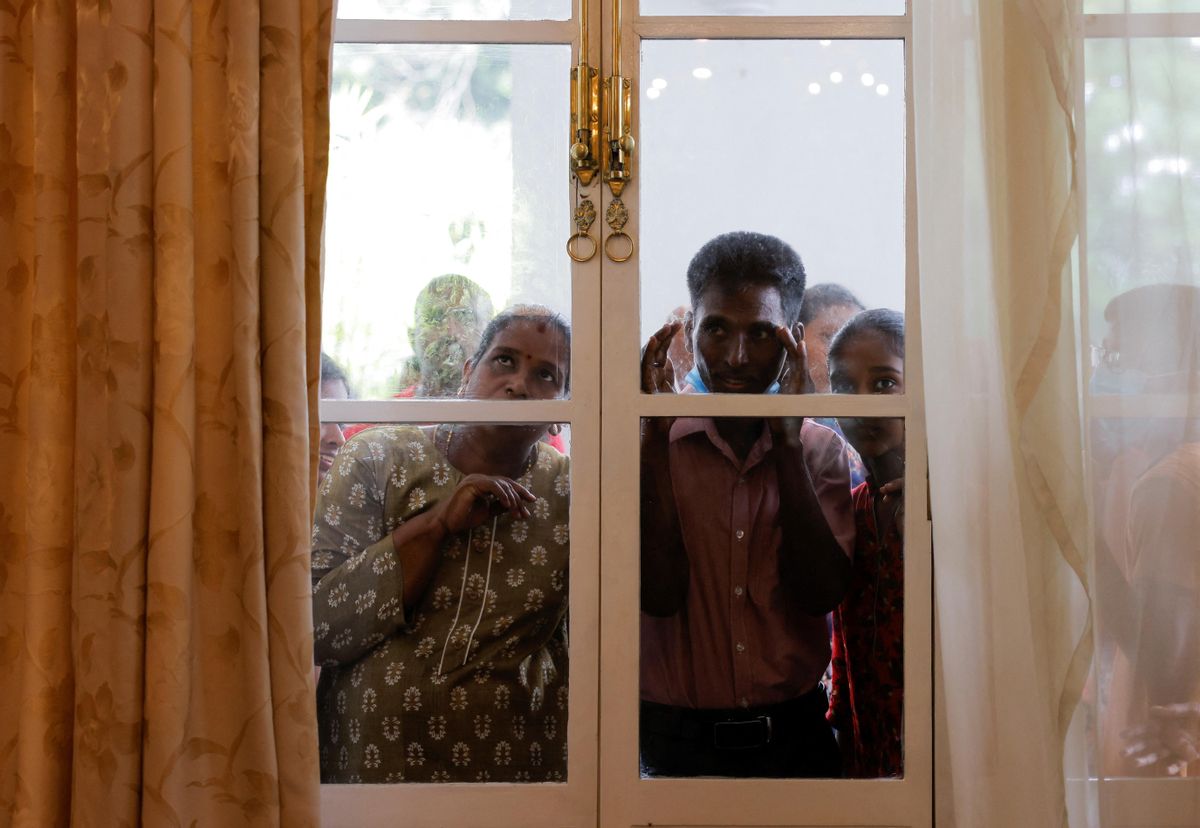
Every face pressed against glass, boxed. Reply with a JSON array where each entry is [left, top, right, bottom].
[[685, 285, 790, 396], [638, 415, 905, 779], [829, 329, 905, 465], [462, 319, 570, 402]]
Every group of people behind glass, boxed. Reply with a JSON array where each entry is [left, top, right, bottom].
[[309, 230, 910, 782], [638, 231, 905, 778]]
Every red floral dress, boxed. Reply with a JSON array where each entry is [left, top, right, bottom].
[[827, 479, 904, 778]]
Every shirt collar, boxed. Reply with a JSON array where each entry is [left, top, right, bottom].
[[669, 417, 775, 473]]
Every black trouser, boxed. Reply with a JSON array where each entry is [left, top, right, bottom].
[[639, 685, 842, 778]]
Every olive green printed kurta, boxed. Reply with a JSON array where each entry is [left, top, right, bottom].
[[311, 426, 570, 783]]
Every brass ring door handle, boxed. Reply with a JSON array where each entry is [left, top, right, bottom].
[[604, 232, 634, 263], [568, 232, 599, 262]]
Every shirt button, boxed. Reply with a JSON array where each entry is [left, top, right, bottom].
[[736, 642, 746, 653], [735, 529, 745, 540], [734, 585, 744, 596]]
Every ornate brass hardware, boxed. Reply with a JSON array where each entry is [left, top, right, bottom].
[[567, 196, 598, 262], [603, 196, 633, 263], [602, 74, 634, 197], [570, 0, 599, 186], [570, 62, 600, 186], [601, 0, 635, 261], [566, 0, 636, 263]]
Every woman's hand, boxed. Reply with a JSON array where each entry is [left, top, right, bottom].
[[432, 474, 536, 536]]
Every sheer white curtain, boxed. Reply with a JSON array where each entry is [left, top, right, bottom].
[[915, 2, 1199, 826]]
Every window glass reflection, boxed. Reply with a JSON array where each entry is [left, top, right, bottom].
[[1088, 284, 1199, 778], [1085, 38, 1200, 342], [326, 43, 571, 399], [1091, 415, 1200, 777]]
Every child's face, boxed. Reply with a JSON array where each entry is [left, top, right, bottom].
[[829, 331, 905, 460]]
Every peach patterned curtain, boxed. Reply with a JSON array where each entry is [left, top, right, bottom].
[[0, 1, 331, 825]]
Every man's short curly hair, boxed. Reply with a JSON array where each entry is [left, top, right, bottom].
[[685, 231, 807, 325]]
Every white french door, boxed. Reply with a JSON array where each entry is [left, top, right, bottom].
[[598, 2, 932, 826]]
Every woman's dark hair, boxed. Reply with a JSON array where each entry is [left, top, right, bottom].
[[320, 352, 354, 398], [686, 231, 807, 325], [828, 308, 905, 364], [799, 283, 865, 326], [467, 305, 572, 392]]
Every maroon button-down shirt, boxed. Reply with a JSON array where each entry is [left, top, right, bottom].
[[640, 417, 855, 709]]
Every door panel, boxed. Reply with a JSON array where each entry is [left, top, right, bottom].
[[320, 3, 600, 824], [600, 3, 931, 826], [638, 37, 906, 391]]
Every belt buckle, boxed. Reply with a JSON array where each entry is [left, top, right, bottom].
[[712, 715, 772, 750]]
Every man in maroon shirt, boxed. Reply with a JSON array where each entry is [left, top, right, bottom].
[[638, 231, 856, 777]]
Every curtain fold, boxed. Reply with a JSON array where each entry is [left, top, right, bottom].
[[916, 2, 1089, 825], [0, 1, 331, 824], [920, 3, 1200, 827]]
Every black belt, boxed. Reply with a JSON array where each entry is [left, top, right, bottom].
[[641, 685, 827, 751]]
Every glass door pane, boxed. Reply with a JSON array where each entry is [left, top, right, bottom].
[[639, 39, 906, 394], [325, 43, 571, 399], [640, 415, 907, 780]]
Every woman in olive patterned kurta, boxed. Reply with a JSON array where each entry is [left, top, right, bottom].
[[311, 309, 571, 783]]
